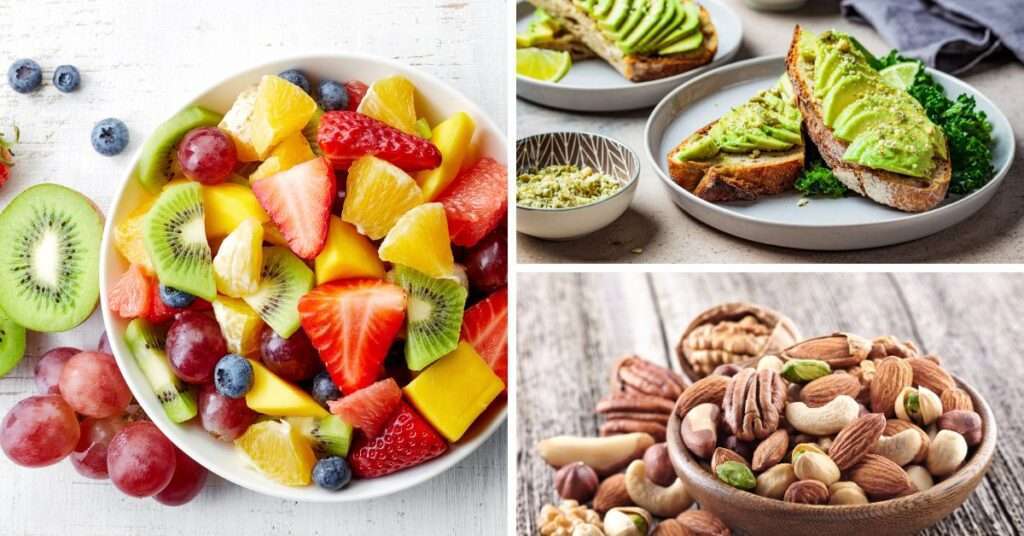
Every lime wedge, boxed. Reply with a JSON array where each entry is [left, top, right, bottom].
[[879, 62, 920, 91], [516, 48, 571, 82]]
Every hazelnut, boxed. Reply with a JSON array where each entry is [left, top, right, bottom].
[[554, 462, 599, 503], [643, 443, 677, 487], [937, 410, 983, 447], [711, 363, 743, 377]]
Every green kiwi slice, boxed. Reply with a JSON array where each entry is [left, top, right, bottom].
[[302, 108, 324, 156], [143, 182, 216, 301], [0, 184, 102, 332], [287, 415, 353, 457], [137, 106, 222, 193], [242, 246, 313, 338], [124, 318, 197, 423], [0, 307, 26, 378], [392, 265, 468, 371]]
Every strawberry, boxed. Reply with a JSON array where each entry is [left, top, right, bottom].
[[345, 81, 368, 111], [317, 111, 442, 172], [144, 284, 210, 324], [349, 401, 447, 478], [328, 377, 401, 439], [251, 156, 334, 260], [461, 288, 508, 387], [298, 279, 406, 394], [109, 264, 153, 319], [0, 126, 17, 189]]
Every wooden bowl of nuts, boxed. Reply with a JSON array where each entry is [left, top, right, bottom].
[[665, 338, 997, 536]]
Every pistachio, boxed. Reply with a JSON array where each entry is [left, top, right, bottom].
[[784, 479, 830, 504], [757, 354, 784, 373], [906, 465, 935, 492], [895, 386, 942, 425], [604, 507, 652, 536], [716, 460, 756, 490], [828, 481, 869, 505], [781, 359, 831, 383], [755, 463, 797, 499], [711, 447, 747, 473], [793, 451, 841, 486], [790, 442, 825, 463]]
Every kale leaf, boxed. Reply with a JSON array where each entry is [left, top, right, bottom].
[[795, 160, 847, 198]]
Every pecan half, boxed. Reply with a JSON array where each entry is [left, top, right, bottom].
[[722, 368, 787, 441], [611, 356, 686, 399], [600, 419, 667, 442], [596, 393, 675, 415], [677, 303, 801, 378]]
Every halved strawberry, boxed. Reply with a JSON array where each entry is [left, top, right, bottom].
[[109, 264, 153, 319], [349, 401, 447, 478], [298, 279, 406, 394], [144, 284, 211, 324], [251, 156, 334, 260], [317, 111, 441, 172], [461, 288, 508, 387], [328, 377, 401, 439], [345, 81, 368, 111]]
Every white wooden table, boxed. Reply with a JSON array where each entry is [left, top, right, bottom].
[[0, 1, 507, 534]]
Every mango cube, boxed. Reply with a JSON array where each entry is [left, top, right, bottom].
[[203, 182, 269, 239], [403, 341, 503, 442], [378, 203, 454, 278], [250, 131, 315, 182], [415, 112, 476, 200], [250, 75, 318, 158], [315, 216, 386, 284], [212, 297, 264, 357], [245, 359, 329, 418]]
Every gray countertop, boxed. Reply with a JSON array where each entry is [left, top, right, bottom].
[[517, 0, 1024, 263]]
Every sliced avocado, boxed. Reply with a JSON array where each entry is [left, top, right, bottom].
[[834, 108, 886, 142], [843, 128, 929, 178], [124, 318, 197, 423], [744, 131, 792, 151], [822, 74, 873, 127], [516, 16, 556, 47], [798, 29, 818, 61], [776, 74, 795, 102], [658, 28, 703, 55], [675, 135, 718, 161], [814, 47, 841, 96], [763, 125, 803, 146], [593, 0, 614, 17], [653, 1, 701, 51], [575, 0, 596, 12], [599, 0, 632, 31], [849, 36, 882, 70], [719, 139, 761, 153], [635, 0, 681, 54], [620, 0, 665, 54], [608, 1, 646, 41]]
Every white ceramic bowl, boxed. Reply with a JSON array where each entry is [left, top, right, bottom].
[[99, 53, 507, 502], [516, 131, 640, 240]]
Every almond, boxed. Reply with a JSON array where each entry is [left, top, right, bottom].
[[828, 413, 886, 470], [675, 375, 731, 419], [906, 357, 955, 395], [751, 429, 789, 472], [651, 519, 691, 536], [801, 374, 862, 407], [784, 479, 830, 504], [675, 510, 731, 535], [782, 333, 870, 368], [849, 454, 914, 500], [593, 473, 632, 514], [940, 387, 974, 413], [869, 357, 913, 416]]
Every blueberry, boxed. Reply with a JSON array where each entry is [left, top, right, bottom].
[[317, 80, 348, 111], [311, 371, 342, 406], [278, 69, 311, 94], [8, 59, 42, 93], [52, 65, 80, 93], [214, 354, 253, 399], [91, 118, 129, 156], [159, 284, 196, 309], [312, 456, 351, 491]]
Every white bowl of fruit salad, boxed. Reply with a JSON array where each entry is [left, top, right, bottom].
[[98, 53, 508, 502]]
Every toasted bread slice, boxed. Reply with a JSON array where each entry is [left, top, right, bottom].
[[527, 0, 718, 82], [667, 121, 805, 202], [527, 32, 597, 61], [786, 26, 950, 212]]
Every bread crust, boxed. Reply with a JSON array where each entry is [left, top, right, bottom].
[[785, 25, 951, 212]]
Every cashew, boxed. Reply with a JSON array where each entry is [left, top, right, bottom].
[[871, 429, 923, 466], [895, 386, 943, 425], [757, 355, 784, 373], [755, 463, 796, 499], [927, 429, 968, 477], [785, 395, 860, 436], [604, 507, 651, 536], [538, 433, 655, 475], [829, 481, 869, 505], [624, 460, 692, 517], [793, 451, 841, 486]]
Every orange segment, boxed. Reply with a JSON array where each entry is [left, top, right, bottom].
[[234, 420, 316, 486], [219, 86, 261, 162], [114, 198, 155, 272], [378, 203, 454, 277], [249, 131, 315, 182], [341, 155, 423, 240], [250, 75, 318, 158], [357, 76, 418, 134], [416, 112, 476, 200]]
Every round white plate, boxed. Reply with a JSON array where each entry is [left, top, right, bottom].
[[644, 56, 1016, 250], [99, 53, 507, 502], [515, 0, 742, 111]]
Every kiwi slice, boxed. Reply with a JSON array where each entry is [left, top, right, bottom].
[[137, 106, 223, 194], [242, 246, 313, 338], [124, 318, 197, 423], [287, 415, 353, 457], [0, 307, 26, 378], [143, 182, 216, 301], [0, 184, 102, 332], [392, 265, 468, 371], [302, 108, 324, 156]]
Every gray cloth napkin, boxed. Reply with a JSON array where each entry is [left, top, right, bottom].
[[841, 0, 1024, 74]]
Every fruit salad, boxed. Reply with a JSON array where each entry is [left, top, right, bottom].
[[108, 68, 508, 490]]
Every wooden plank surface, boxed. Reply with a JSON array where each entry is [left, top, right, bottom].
[[0, 1, 507, 534], [516, 272, 1024, 534]]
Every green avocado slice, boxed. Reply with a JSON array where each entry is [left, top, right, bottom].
[[763, 125, 803, 146], [814, 47, 841, 96], [620, 0, 665, 53], [674, 134, 718, 161], [575, 0, 596, 13], [822, 74, 873, 127], [609, 1, 647, 41], [635, 0, 682, 54], [593, 0, 614, 17], [743, 132, 792, 151], [654, 1, 701, 51], [659, 28, 703, 55], [599, 0, 632, 31]]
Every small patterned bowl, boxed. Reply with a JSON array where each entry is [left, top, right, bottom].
[[516, 131, 640, 241]]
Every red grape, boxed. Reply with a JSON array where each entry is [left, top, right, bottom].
[[166, 312, 227, 384], [464, 231, 507, 293], [177, 127, 237, 185], [259, 329, 321, 382], [97, 332, 112, 354], [154, 447, 208, 506], [0, 395, 80, 467], [34, 346, 80, 394], [107, 421, 176, 497], [59, 351, 133, 418], [197, 383, 256, 441], [71, 415, 127, 479]]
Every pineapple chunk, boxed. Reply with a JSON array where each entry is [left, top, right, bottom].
[[212, 297, 264, 357], [219, 86, 260, 162], [249, 75, 318, 158], [213, 218, 263, 297]]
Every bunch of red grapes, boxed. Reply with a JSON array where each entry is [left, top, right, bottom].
[[0, 335, 207, 505]]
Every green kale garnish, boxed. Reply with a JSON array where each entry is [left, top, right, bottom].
[[795, 160, 847, 198]]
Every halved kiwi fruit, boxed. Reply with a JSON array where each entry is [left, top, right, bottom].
[[0, 184, 103, 332], [392, 265, 467, 371], [0, 307, 26, 378], [143, 182, 216, 301], [302, 108, 324, 156], [137, 106, 222, 193], [287, 415, 353, 457], [242, 246, 313, 338], [124, 318, 197, 423]]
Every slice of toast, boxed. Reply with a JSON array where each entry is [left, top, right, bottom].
[[526, 32, 597, 61], [786, 26, 950, 212], [667, 121, 805, 202], [527, 0, 718, 82]]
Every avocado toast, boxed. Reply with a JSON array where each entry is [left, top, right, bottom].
[[667, 75, 805, 202], [526, 0, 718, 82], [787, 26, 951, 212]]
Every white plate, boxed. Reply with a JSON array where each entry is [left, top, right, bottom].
[[515, 0, 742, 111], [99, 53, 507, 502], [644, 56, 1016, 250]]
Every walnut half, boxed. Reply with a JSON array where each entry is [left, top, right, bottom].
[[677, 302, 802, 378]]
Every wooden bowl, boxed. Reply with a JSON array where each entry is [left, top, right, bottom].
[[667, 377, 997, 536]]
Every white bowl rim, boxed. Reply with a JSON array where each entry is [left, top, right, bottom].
[[99, 51, 507, 503]]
